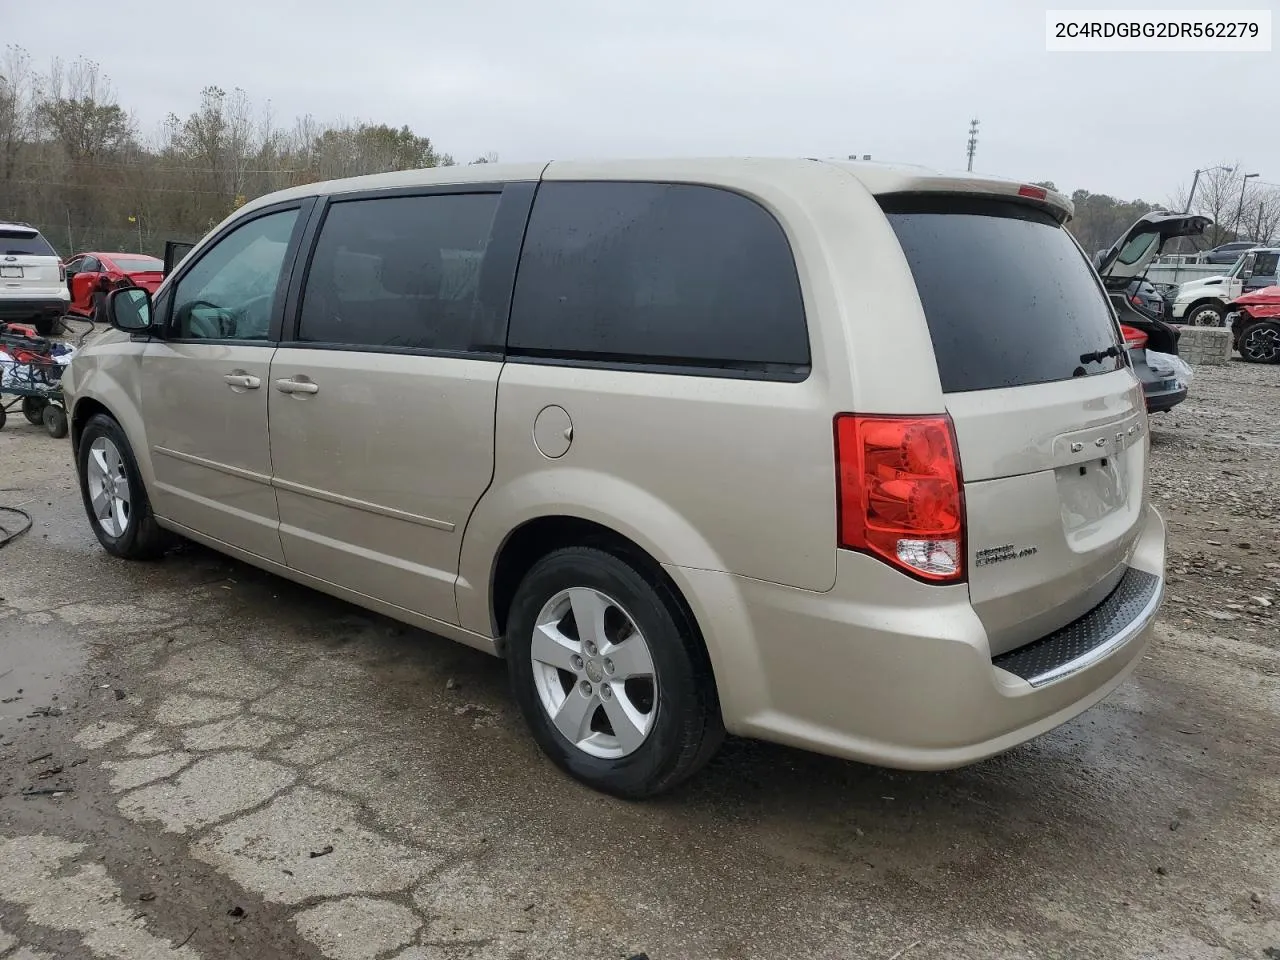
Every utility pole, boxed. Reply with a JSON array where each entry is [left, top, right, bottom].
[[1184, 164, 1235, 214], [1183, 170, 1201, 213], [1235, 172, 1259, 239], [966, 119, 980, 172], [1254, 202, 1265, 244]]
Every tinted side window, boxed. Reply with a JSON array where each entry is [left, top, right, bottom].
[[297, 193, 501, 352], [1253, 252, 1279, 278], [171, 209, 299, 340], [507, 182, 809, 378], [882, 196, 1121, 392], [81, 257, 101, 272]]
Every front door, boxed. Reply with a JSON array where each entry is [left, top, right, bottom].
[[268, 185, 527, 623], [142, 202, 311, 563], [69, 256, 102, 313]]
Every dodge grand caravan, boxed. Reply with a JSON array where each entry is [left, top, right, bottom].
[[62, 159, 1166, 798]]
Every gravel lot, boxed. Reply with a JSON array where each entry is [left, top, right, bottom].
[[1, 359, 1278, 960]]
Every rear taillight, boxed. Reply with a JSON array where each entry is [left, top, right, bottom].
[[1120, 324, 1148, 350], [1130, 294, 1143, 307], [834, 414, 965, 583], [58, 263, 66, 282]]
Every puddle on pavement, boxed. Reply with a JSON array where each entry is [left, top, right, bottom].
[[0, 617, 86, 736]]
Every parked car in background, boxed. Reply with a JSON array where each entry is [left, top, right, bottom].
[[1124, 278, 1168, 318], [1227, 286, 1280, 363], [1094, 210, 1210, 414], [1200, 240, 1257, 264], [65, 159, 1167, 798], [0, 222, 70, 336], [1170, 247, 1280, 327], [65, 252, 165, 319]]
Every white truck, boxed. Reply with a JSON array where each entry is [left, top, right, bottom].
[[1170, 247, 1280, 327]]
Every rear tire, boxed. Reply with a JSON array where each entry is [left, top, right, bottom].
[[77, 413, 168, 559], [0, 405, 6, 430], [1238, 321, 1280, 364], [1187, 302, 1225, 327], [22, 397, 46, 425], [505, 546, 723, 798]]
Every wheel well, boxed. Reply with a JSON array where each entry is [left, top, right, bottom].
[[1188, 298, 1224, 315], [70, 397, 112, 452], [490, 516, 714, 673]]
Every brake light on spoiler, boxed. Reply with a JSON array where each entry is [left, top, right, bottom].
[[1017, 184, 1048, 200], [834, 414, 966, 583]]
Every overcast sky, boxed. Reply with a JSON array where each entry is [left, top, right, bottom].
[[8, 0, 1277, 202]]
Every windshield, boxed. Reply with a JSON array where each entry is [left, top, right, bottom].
[[110, 255, 163, 272], [0, 230, 56, 257], [882, 196, 1122, 392]]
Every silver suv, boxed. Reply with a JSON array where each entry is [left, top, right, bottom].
[[63, 160, 1166, 797]]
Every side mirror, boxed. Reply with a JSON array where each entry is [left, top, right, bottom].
[[106, 287, 154, 333]]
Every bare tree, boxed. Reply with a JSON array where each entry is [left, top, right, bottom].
[[0, 45, 39, 187], [1165, 164, 1280, 247]]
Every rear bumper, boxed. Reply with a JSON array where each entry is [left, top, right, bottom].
[[0, 297, 68, 321], [671, 503, 1165, 769], [1144, 383, 1187, 412]]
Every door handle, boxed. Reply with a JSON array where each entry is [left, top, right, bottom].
[[223, 373, 261, 389], [275, 378, 319, 395]]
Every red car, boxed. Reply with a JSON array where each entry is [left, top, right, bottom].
[[64, 252, 164, 319], [1228, 287, 1280, 364]]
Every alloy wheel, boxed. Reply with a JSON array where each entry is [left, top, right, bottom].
[[1241, 325, 1280, 363], [86, 436, 132, 537], [529, 587, 659, 759]]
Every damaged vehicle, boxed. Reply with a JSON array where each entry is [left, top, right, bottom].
[[1170, 246, 1280, 328], [1227, 286, 1280, 363], [1094, 211, 1211, 413]]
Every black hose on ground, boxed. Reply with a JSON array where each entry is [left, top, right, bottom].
[[0, 505, 33, 550]]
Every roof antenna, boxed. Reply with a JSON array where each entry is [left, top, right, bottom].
[[966, 118, 980, 172]]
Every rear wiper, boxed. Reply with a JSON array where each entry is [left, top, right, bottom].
[[1079, 345, 1122, 365]]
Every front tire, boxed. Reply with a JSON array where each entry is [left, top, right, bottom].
[[505, 546, 723, 798], [1238, 321, 1280, 364], [77, 413, 168, 559], [42, 404, 68, 439], [1187, 302, 1225, 327]]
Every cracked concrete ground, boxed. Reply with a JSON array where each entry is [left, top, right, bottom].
[[2, 361, 1280, 959]]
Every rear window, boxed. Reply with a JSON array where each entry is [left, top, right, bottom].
[[0, 229, 56, 257], [507, 181, 809, 379], [881, 196, 1122, 392]]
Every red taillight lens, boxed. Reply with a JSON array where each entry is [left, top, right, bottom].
[[1120, 324, 1148, 350], [1017, 184, 1048, 200], [1130, 294, 1143, 307], [834, 414, 965, 582]]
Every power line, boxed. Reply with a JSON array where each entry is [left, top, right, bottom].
[[0, 177, 276, 196], [16, 157, 309, 175]]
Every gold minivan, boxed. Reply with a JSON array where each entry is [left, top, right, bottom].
[[63, 159, 1166, 797]]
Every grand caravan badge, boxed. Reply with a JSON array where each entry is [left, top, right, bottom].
[[976, 544, 1039, 567]]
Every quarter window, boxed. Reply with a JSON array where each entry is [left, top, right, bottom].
[[170, 209, 299, 341], [506, 182, 809, 378], [296, 193, 501, 352]]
